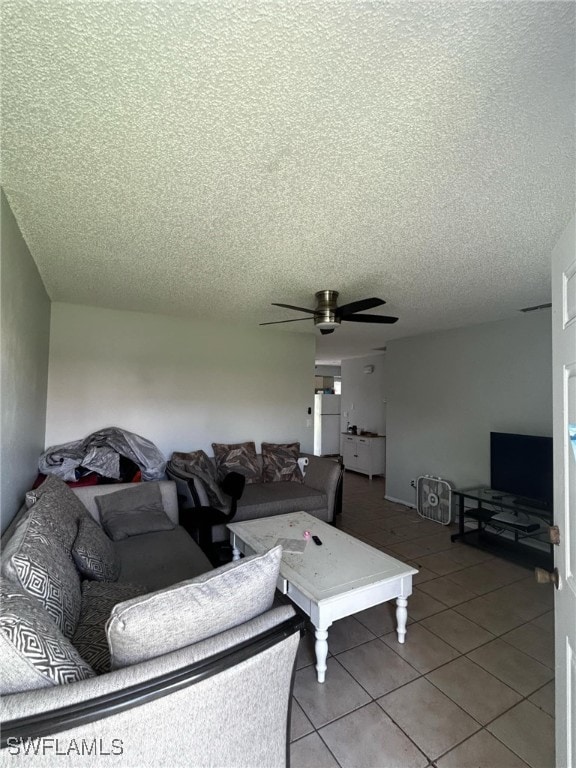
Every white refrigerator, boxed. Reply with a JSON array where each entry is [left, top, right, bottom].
[[313, 394, 341, 456]]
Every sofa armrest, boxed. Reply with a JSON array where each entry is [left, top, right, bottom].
[[300, 454, 343, 521], [2, 608, 302, 767]]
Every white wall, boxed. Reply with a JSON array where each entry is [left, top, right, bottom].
[[1, 190, 51, 532], [46, 304, 316, 458], [384, 312, 552, 505], [340, 354, 387, 435]]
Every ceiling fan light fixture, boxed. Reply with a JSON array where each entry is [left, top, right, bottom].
[[313, 290, 340, 329], [260, 288, 398, 331], [314, 315, 341, 330]]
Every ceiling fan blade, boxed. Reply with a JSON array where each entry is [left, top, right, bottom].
[[320, 328, 335, 335], [336, 297, 385, 317], [271, 302, 317, 315], [344, 314, 398, 324], [259, 317, 313, 326]]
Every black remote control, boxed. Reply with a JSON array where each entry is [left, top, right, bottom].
[[312, 535, 322, 546]]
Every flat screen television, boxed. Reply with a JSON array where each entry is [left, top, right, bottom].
[[490, 432, 553, 509]]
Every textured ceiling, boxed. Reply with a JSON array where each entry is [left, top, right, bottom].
[[2, 1, 574, 364]]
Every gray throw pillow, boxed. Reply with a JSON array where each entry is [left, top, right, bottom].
[[72, 516, 120, 581], [0, 578, 95, 694], [95, 483, 175, 541], [211, 441, 261, 484], [107, 545, 282, 669]]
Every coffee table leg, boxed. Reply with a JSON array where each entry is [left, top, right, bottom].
[[396, 597, 408, 643], [314, 629, 329, 683], [232, 546, 241, 562]]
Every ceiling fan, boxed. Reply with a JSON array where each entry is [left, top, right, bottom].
[[260, 290, 399, 335]]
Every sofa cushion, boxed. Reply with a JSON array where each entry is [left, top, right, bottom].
[[1, 505, 82, 639], [170, 450, 227, 508], [73, 480, 180, 525], [115, 528, 213, 591], [0, 578, 95, 694], [96, 483, 175, 540], [261, 442, 304, 483], [72, 516, 120, 582], [212, 441, 261, 484], [72, 581, 148, 674], [107, 545, 282, 669], [235, 483, 327, 521]]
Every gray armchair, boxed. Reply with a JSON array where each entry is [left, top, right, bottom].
[[1, 608, 303, 767]]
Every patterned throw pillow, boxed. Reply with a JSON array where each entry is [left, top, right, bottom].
[[72, 516, 120, 582], [1, 506, 82, 639], [171, 450, 226, 508], [0, 578, 95, 694], [261, 442, 304, 483], [72, 581, 148, 674], [23, 475, 81, 549], [211, 442, 261, 484], [26, 473, 90, 518], [25, 473, 65, 508]]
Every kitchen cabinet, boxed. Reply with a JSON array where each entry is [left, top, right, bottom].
[[341, 435, 385, 480]]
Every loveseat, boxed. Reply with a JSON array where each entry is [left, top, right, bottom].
[[0, 476, 303, 767], [167, 443, 343, 544]]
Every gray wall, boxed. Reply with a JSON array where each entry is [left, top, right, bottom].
[[385, 312, 552, 506], [340, 354, 387, 436], [1, 190, 51, 532], [46, 303, 316, 458]]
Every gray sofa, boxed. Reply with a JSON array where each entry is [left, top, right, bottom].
[[169, 452, 343, 542], [0, 477, 302, 767]]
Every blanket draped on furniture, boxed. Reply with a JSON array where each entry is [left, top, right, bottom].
[[38, 427, 166, 482]]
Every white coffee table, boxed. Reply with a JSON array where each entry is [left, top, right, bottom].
[[228, 511, 417, 683]]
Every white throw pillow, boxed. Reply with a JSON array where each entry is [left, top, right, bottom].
[[107, 546, 281, 669]]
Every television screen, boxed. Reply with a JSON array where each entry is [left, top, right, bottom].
[[490, 432, 553, 508]]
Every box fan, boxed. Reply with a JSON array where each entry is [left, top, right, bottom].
[[416, 475, 453, 525]]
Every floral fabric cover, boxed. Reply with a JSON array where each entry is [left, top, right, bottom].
[[171, 450, 227, 507], [211, 442, 261, 485], [261, 442, 304, 483]]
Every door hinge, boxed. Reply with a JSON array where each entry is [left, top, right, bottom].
[[549, 525, 560, 546]]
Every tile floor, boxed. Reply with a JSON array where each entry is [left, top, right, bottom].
[[288, 472, 555, 768]]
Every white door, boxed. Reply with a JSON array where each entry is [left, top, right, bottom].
[[552, 214, 576, 768]]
